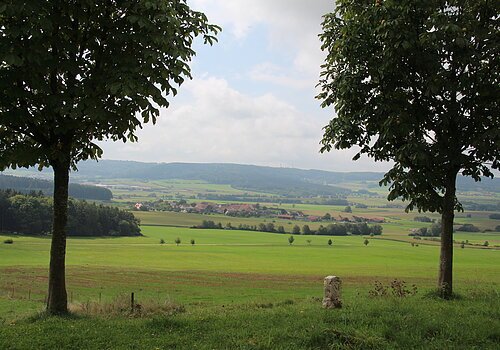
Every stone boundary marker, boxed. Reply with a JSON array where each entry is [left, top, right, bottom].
[[322, 276, 342, 309]]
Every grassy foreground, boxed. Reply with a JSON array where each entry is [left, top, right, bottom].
[[1, 291, 499, 349]]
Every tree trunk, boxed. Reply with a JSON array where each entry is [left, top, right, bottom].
[[438, 171, 458, 299], [47, 158, 70, 314]]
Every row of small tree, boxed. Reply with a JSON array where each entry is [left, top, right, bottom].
[[160, 238, 195, 246], [287, 235, 370, 246]]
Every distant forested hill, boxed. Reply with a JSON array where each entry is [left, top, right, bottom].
[[4, 160, 499, 195], [0, 174, 112, 200], [74, 161, 358, 197]]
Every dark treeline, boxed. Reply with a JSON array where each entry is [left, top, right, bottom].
[[0, 190, 140, 236], [197, 220, 383, 236], [0, 174, 112, 200]]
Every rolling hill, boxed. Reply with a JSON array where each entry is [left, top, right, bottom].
[[3, 160, 499, 196]]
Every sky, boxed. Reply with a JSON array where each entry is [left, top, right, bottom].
[[99, 0, 391, 172]]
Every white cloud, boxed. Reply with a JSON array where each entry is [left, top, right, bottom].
[[100, 1, 391, 173], [101, 76, 390, 172], [190, 0, 333, 76], [249, 62, 310, 89]]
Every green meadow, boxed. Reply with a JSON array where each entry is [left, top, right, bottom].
[[1, 225, 499, 307], [1, 180, 499, 349], [1, 225, 499, 349]]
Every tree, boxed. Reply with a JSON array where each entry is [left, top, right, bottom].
[[266, 222, 276, 233], [364, 239, 370, 247], [306, 239, 312, 245], [160, 239, 165, 245], [327, 239, 333, 246], [288, 235, 295, 245], [175, 237, 181, 246], [0, 1, 219, 314], [318, 0, 499, 299], [302, 225, 311, 235], [190, 239, 195, 246], [292, 225, 301, 234], [343, 206, 352, 213], [277, 225, 285, 234], [317, 225, 328, 235]]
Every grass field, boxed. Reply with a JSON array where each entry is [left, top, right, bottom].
[[1, 225, 499, 348], [1, 177, 499, 349], [1, 226, 498, 307]]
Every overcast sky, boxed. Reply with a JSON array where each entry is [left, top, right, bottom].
[[99, 0, 391, 172]]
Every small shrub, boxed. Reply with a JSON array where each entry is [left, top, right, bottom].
[[306, 239, 312, 245], [159, 239, 165, 245], [368, 281, 388, 297], [369, 280, 417, 298], [175, 237, 181, 246], [3, 239, 13, 244], [363, 239, 369, 246], [483, 241, 489, 247], [390, 279, 417, 297], [288, 235, 295, 245], [327, 239, 332, 246], [190, 239, 195, 246]]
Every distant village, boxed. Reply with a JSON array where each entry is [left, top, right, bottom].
[[133, 200, 385, 223]]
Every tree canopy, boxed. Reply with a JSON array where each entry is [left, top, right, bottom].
[[318, 0, 499, 298], [0, 0, 219, 314], [0, 0, 220, 169]]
